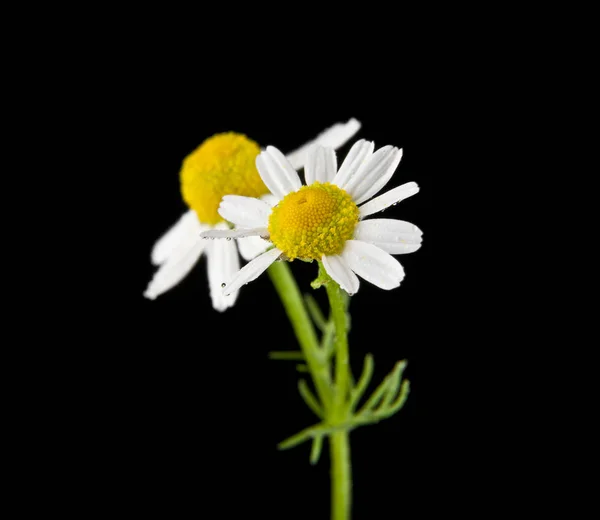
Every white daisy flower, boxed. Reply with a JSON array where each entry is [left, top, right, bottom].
[[144, 118, 362, 310], [200, 139, 422, 296]]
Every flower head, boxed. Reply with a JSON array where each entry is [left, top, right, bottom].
[[180, 133, 268, 224], [144, 119, 362, 310], [268, 182, 359, 259], [200, 139, 422, 295]]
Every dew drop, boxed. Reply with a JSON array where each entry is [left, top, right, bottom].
[[226, 237, 232, 241], [221, 282, 226, 288]]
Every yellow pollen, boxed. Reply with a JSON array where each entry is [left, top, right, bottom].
[[180, 132, 269, 224], [268, 182, 359, 260]]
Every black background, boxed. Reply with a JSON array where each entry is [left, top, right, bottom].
[[15, 13, 547, 518], [71, 76, 444, 518]]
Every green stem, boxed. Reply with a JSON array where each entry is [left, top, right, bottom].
[[325, 279, 351, 416], [269, 260, 353, 519], [267, 261, 332, 410], [324, 271, 353, 520], [330, 431, 351, 520]]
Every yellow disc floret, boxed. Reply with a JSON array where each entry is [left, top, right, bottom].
[[180, 132, 269, 225], [268, 182, 359, 260]]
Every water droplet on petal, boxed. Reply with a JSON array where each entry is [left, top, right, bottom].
[[226, 237, 232, 241], [221, 282, 226, 288]]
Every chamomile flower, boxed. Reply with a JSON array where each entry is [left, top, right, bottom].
[[144, 119, 361, 310], [200, 140, 422, 295]]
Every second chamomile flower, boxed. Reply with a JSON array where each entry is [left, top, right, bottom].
[[200, 139, 422, 295], [144, 119, 361, 310]]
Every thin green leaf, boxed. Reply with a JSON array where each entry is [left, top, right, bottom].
[[278, 424, 321, 450], [278, 422, 356, 450], [304, 294, 327, 331], [269, 350, 304, 361], [358, 371, 395, 414], [268, 351, 305, 361], [310, 435, 324, 465], [356, 380, 411, 426], [380, 380, 410, 418], [298, 379, 323, 419], [350, 354, 374, 409], [379, 361, 406, 410]]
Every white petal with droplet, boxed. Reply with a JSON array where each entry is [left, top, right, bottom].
[[223, 247, 282, 296], [199, 228, 268, 240], [358, 182, 419, 218], [207, 237, 239, 311]]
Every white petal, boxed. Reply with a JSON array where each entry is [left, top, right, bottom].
[[304, 145, 337, 184], [237, 235, 271, 261], [350, 147, 403, 205], [256, 147, 302, 200], [207, 239, 239, 311], [343, 146, 392, 195], [200, 228, 268, 240], [341, 240, 405, 290], [150, 210, 201, 266], [354, 219, 423, 255], [358, 182, 420, 218], [222, 247, 281, 296], [218, 195, 271, 228], [144, 236, 206, 299], [285, 118, 361, 170], [332, 140, 374, 190], [322, 254, 360, 295], [261, 193, 279, 207]]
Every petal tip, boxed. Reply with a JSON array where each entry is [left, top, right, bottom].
[[212, 303, 228, 312], [143, 289, 156, 300], [266, 145, 282, 155], [348, 117, 361, 129]]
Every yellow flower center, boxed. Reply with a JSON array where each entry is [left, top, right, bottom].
[[268, 182, 359, 260], [180, 133, 269, 225]]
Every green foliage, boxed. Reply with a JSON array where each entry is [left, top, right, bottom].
[[277, 356, 410, 463], [269, 264, 410, 465]]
